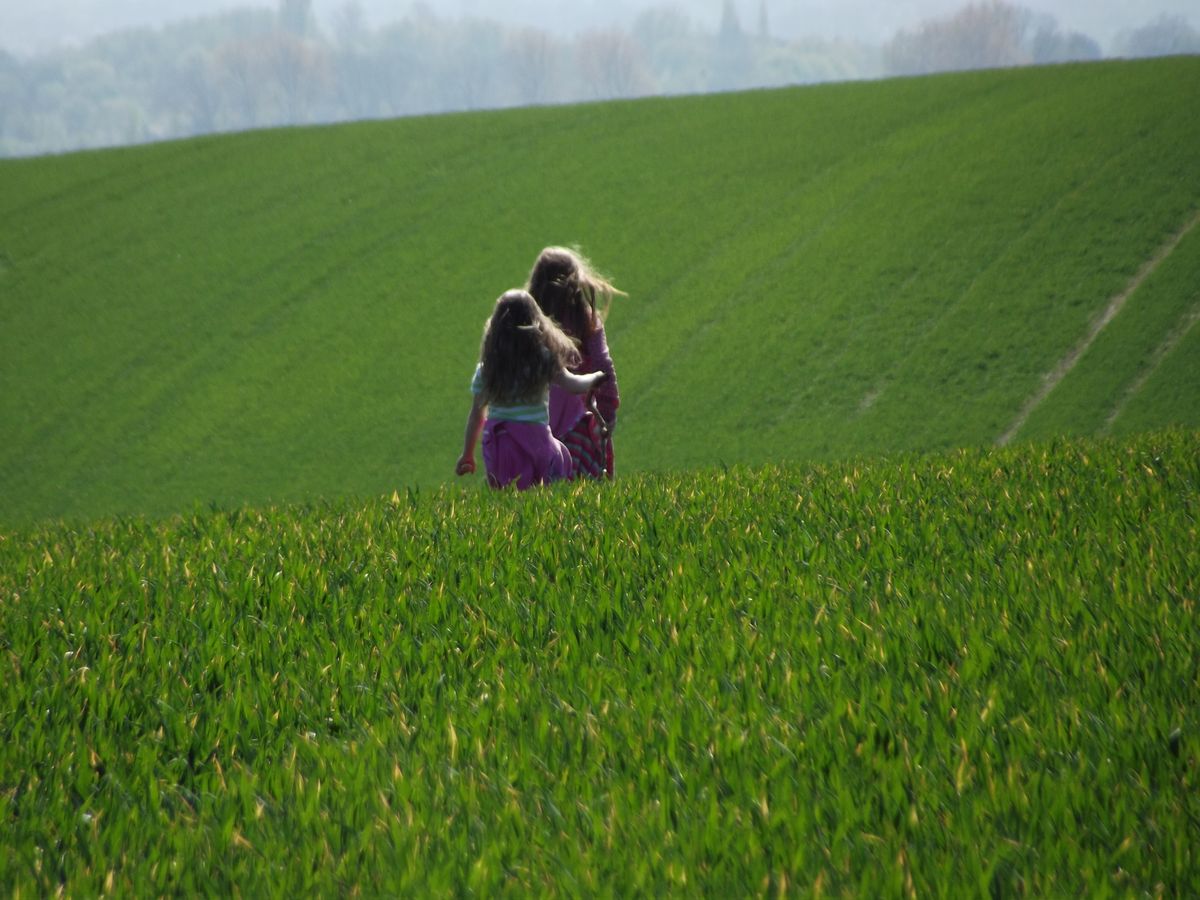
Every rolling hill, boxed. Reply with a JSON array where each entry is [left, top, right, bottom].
[[1, 56, 1197, 524]]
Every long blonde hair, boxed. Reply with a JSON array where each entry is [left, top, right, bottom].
[[478, 290, 580, 405], [526, 246, 625, 339]]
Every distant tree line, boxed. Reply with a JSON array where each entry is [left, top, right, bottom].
[[1, 0, 1196, 158], [0, 0, 880, 157], [884, 1, 1101, 75], [883, 1, 1199, 76]]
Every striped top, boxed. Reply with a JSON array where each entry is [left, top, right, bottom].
[[471, 364, 550, 424]]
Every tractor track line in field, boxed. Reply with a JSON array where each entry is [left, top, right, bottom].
[[1102, 301, 1200, 433], [997, 208, 1200, 446]]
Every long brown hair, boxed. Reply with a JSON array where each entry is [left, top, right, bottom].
[[478, 290, 580, 405], [526, 246, 625, 339]]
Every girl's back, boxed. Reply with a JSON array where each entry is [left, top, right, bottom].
[[456, 289, 607, 489], [527, 246, 623, 478]]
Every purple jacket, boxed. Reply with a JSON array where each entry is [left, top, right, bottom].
[[549, 322, 619, 437]]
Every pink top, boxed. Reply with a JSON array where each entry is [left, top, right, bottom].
[[549, 322, 619, 437]]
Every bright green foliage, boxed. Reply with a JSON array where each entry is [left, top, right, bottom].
[[1, 430, 1197, 895], [1, 58, 1199, 525]]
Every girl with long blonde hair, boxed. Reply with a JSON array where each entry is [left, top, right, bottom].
[[456, 289, 607, 489], [526, 246, 624, 478]]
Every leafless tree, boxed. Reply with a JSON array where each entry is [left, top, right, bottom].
[[216, 39, 268, 128], [884, 1, 1034, 75], [268, 33, 328, 123], [1115, 15, 1200, 57], [576, 29, 654, 100], [507, 27, 559, 105], [173, 50, 222, 134], [430, 19, 504, 111]]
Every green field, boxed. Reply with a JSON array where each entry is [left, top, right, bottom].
[[2, 57, 1198, 525], [1, 430, 1196, 894], [2, 59, 1199, 894]]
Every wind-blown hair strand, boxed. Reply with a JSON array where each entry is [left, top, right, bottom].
[[526, 246, 625, 339]]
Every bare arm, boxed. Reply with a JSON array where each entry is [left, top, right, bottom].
[[553, 368, 607, 395], [456, 395, 487, 475]]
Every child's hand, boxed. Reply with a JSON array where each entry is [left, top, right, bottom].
[[554, 368, 607, 395], [456, 454, 476, 476]]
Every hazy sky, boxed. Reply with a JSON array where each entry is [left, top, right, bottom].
[[2, 0, 1196, 56]]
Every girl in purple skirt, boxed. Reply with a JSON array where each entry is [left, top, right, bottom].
[[526, 246, 623, 479], [456, 290, 607, 490]]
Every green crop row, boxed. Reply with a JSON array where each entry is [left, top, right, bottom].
[[2, 429, 1197, 895]]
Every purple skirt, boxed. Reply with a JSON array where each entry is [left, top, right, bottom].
[[482, 420, 572, 490]]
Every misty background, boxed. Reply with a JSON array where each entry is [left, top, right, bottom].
[[1, 0, 1197, 157]]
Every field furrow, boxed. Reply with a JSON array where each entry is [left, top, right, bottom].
[[1000, 206, 1200, 444]]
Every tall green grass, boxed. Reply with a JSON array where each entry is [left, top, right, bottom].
[[1, 58, 1198, 524], [1, 430, 1196, 894]]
